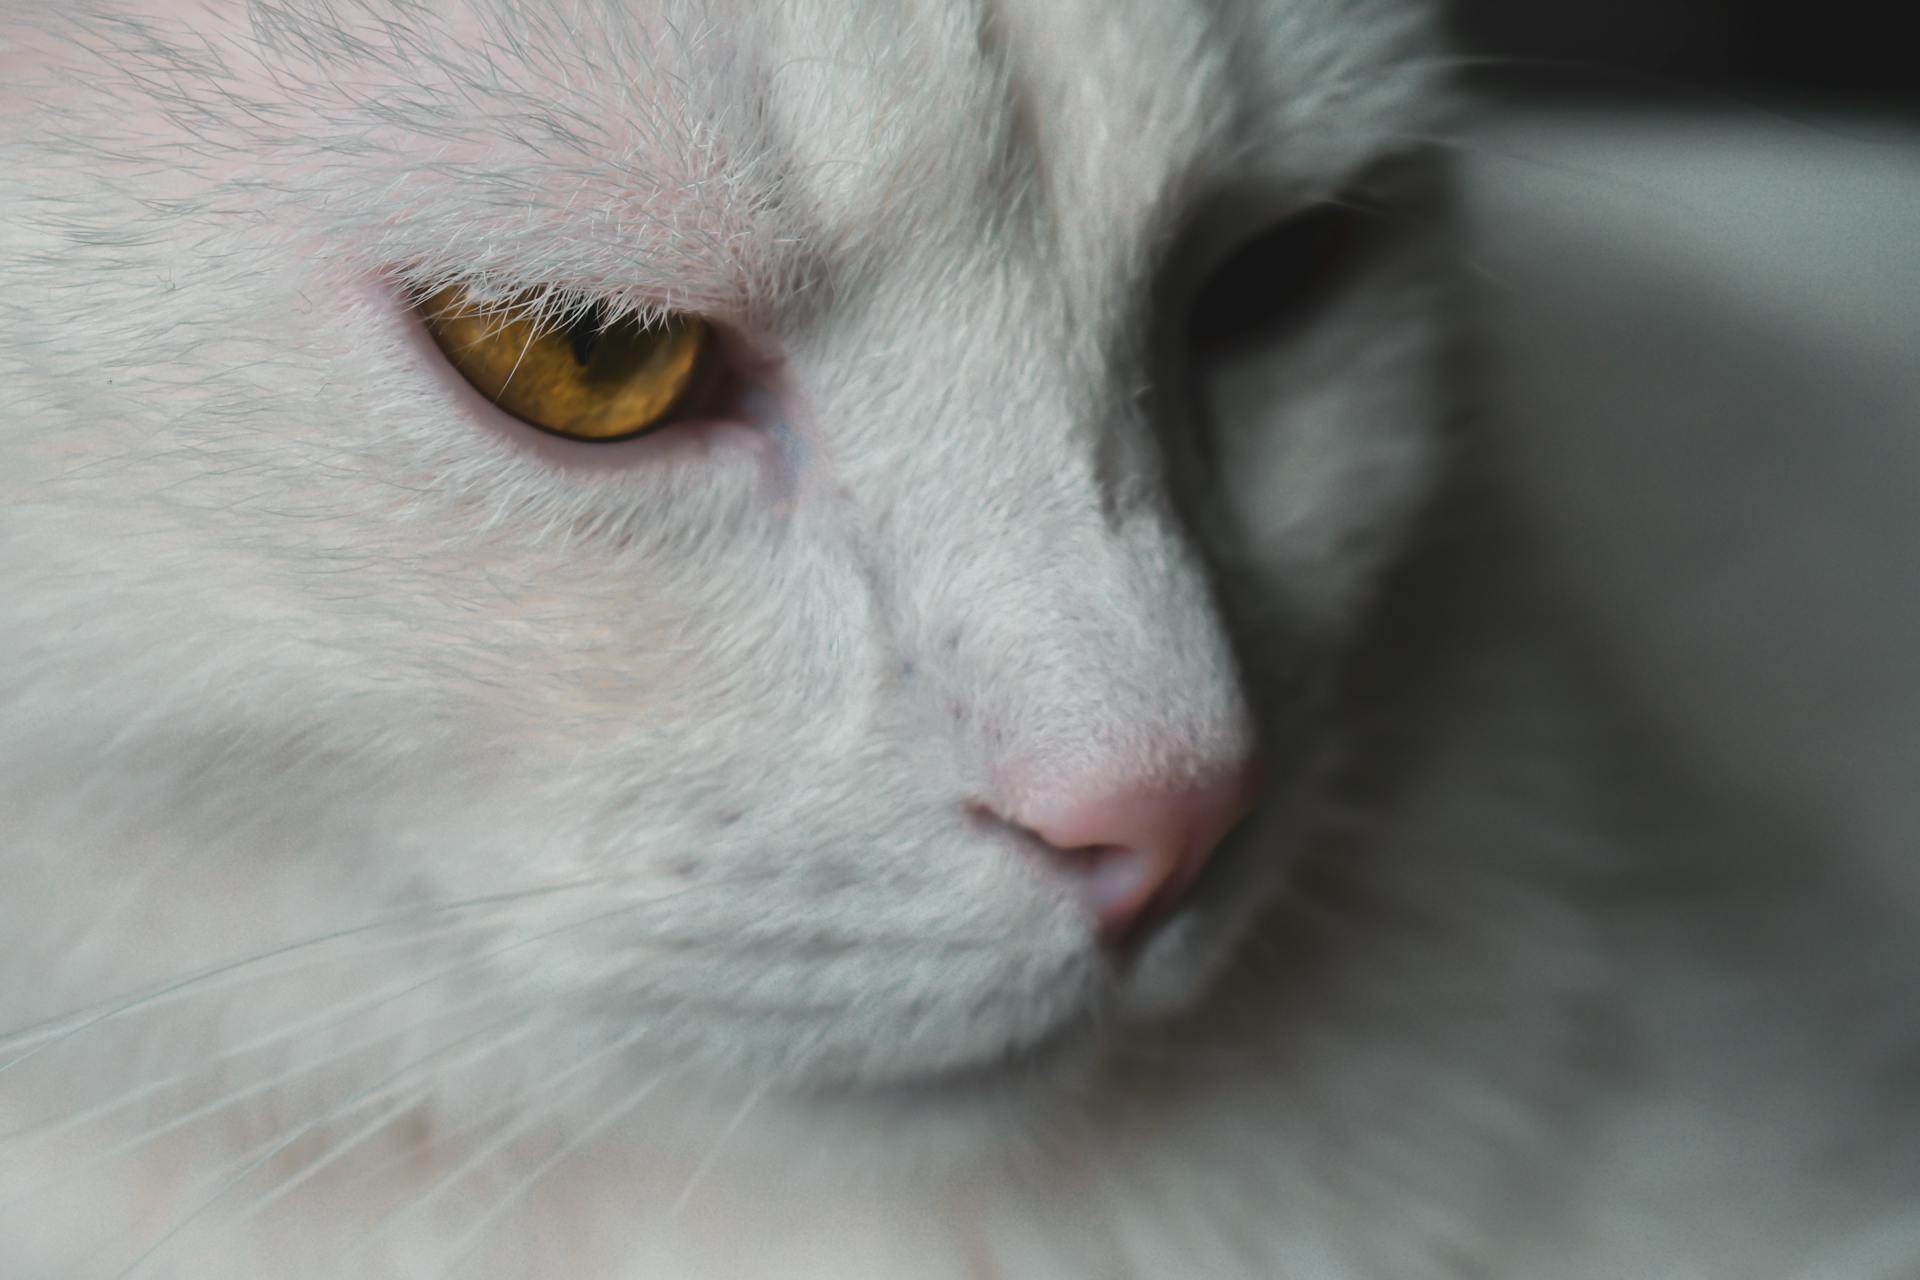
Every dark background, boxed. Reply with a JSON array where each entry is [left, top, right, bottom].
[[1447, 2, 1918, 112]]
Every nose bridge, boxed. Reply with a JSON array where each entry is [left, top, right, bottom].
[[941, 499, 1255, 788], [840, 323, 1257, 793]]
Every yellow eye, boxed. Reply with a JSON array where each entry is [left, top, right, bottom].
[[416, 285, 710, 442]]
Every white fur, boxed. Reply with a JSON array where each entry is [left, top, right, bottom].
[[1, 2, 1915, 1276]]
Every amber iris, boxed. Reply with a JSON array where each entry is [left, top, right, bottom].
[[417, 286, 709, 441]]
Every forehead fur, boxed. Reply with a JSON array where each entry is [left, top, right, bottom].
[[15, 0, 1442, 320]]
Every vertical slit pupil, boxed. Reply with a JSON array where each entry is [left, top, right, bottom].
[[566, 302, 609, 367]]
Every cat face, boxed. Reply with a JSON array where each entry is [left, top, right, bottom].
[[0, 0, 1448, 1126]]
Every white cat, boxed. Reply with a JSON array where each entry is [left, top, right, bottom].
[[1, 1, 1915, 1277]]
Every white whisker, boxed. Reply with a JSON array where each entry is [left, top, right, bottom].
[[2, 956, 509, 1152], [112, 1014, 544, 1280], [434, 1070, 670, 1278], [339, 1022, 655, 1267], [0, 880, 609, 1071], [213, 1087, 433, 1235], [665, 1079, 767, 1220], [2, 986, 500, 1216]]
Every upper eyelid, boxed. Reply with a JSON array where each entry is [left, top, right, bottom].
[[403, 277, 680, 335]]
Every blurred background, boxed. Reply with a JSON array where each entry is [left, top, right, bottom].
[[1440, 2, 1920, 912], [1448, 1, 1919, 113]]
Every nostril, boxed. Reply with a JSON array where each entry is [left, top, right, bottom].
[[1054, 843, 1170, 930], [999, 758, 1264, 943]]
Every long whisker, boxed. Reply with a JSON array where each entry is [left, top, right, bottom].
[[111, 1013, 544, 1280], [1, 986, 501, 1215], [434, 1070, 670, 1278], [340, 1023, 654, 1266], [311, 1070, 547, 1197], [10, 878, 729, 1168], [211, 1087, 436, 1236], [2, 946, 533, 1151], [0, 879, 611, 1070], [665, 1078, 767, 1219], [216, 1014, 653, 1238], [331, 973, 779, 1204]]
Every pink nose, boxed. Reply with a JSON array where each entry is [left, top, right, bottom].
[[1013, 760, 1263, 942]]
